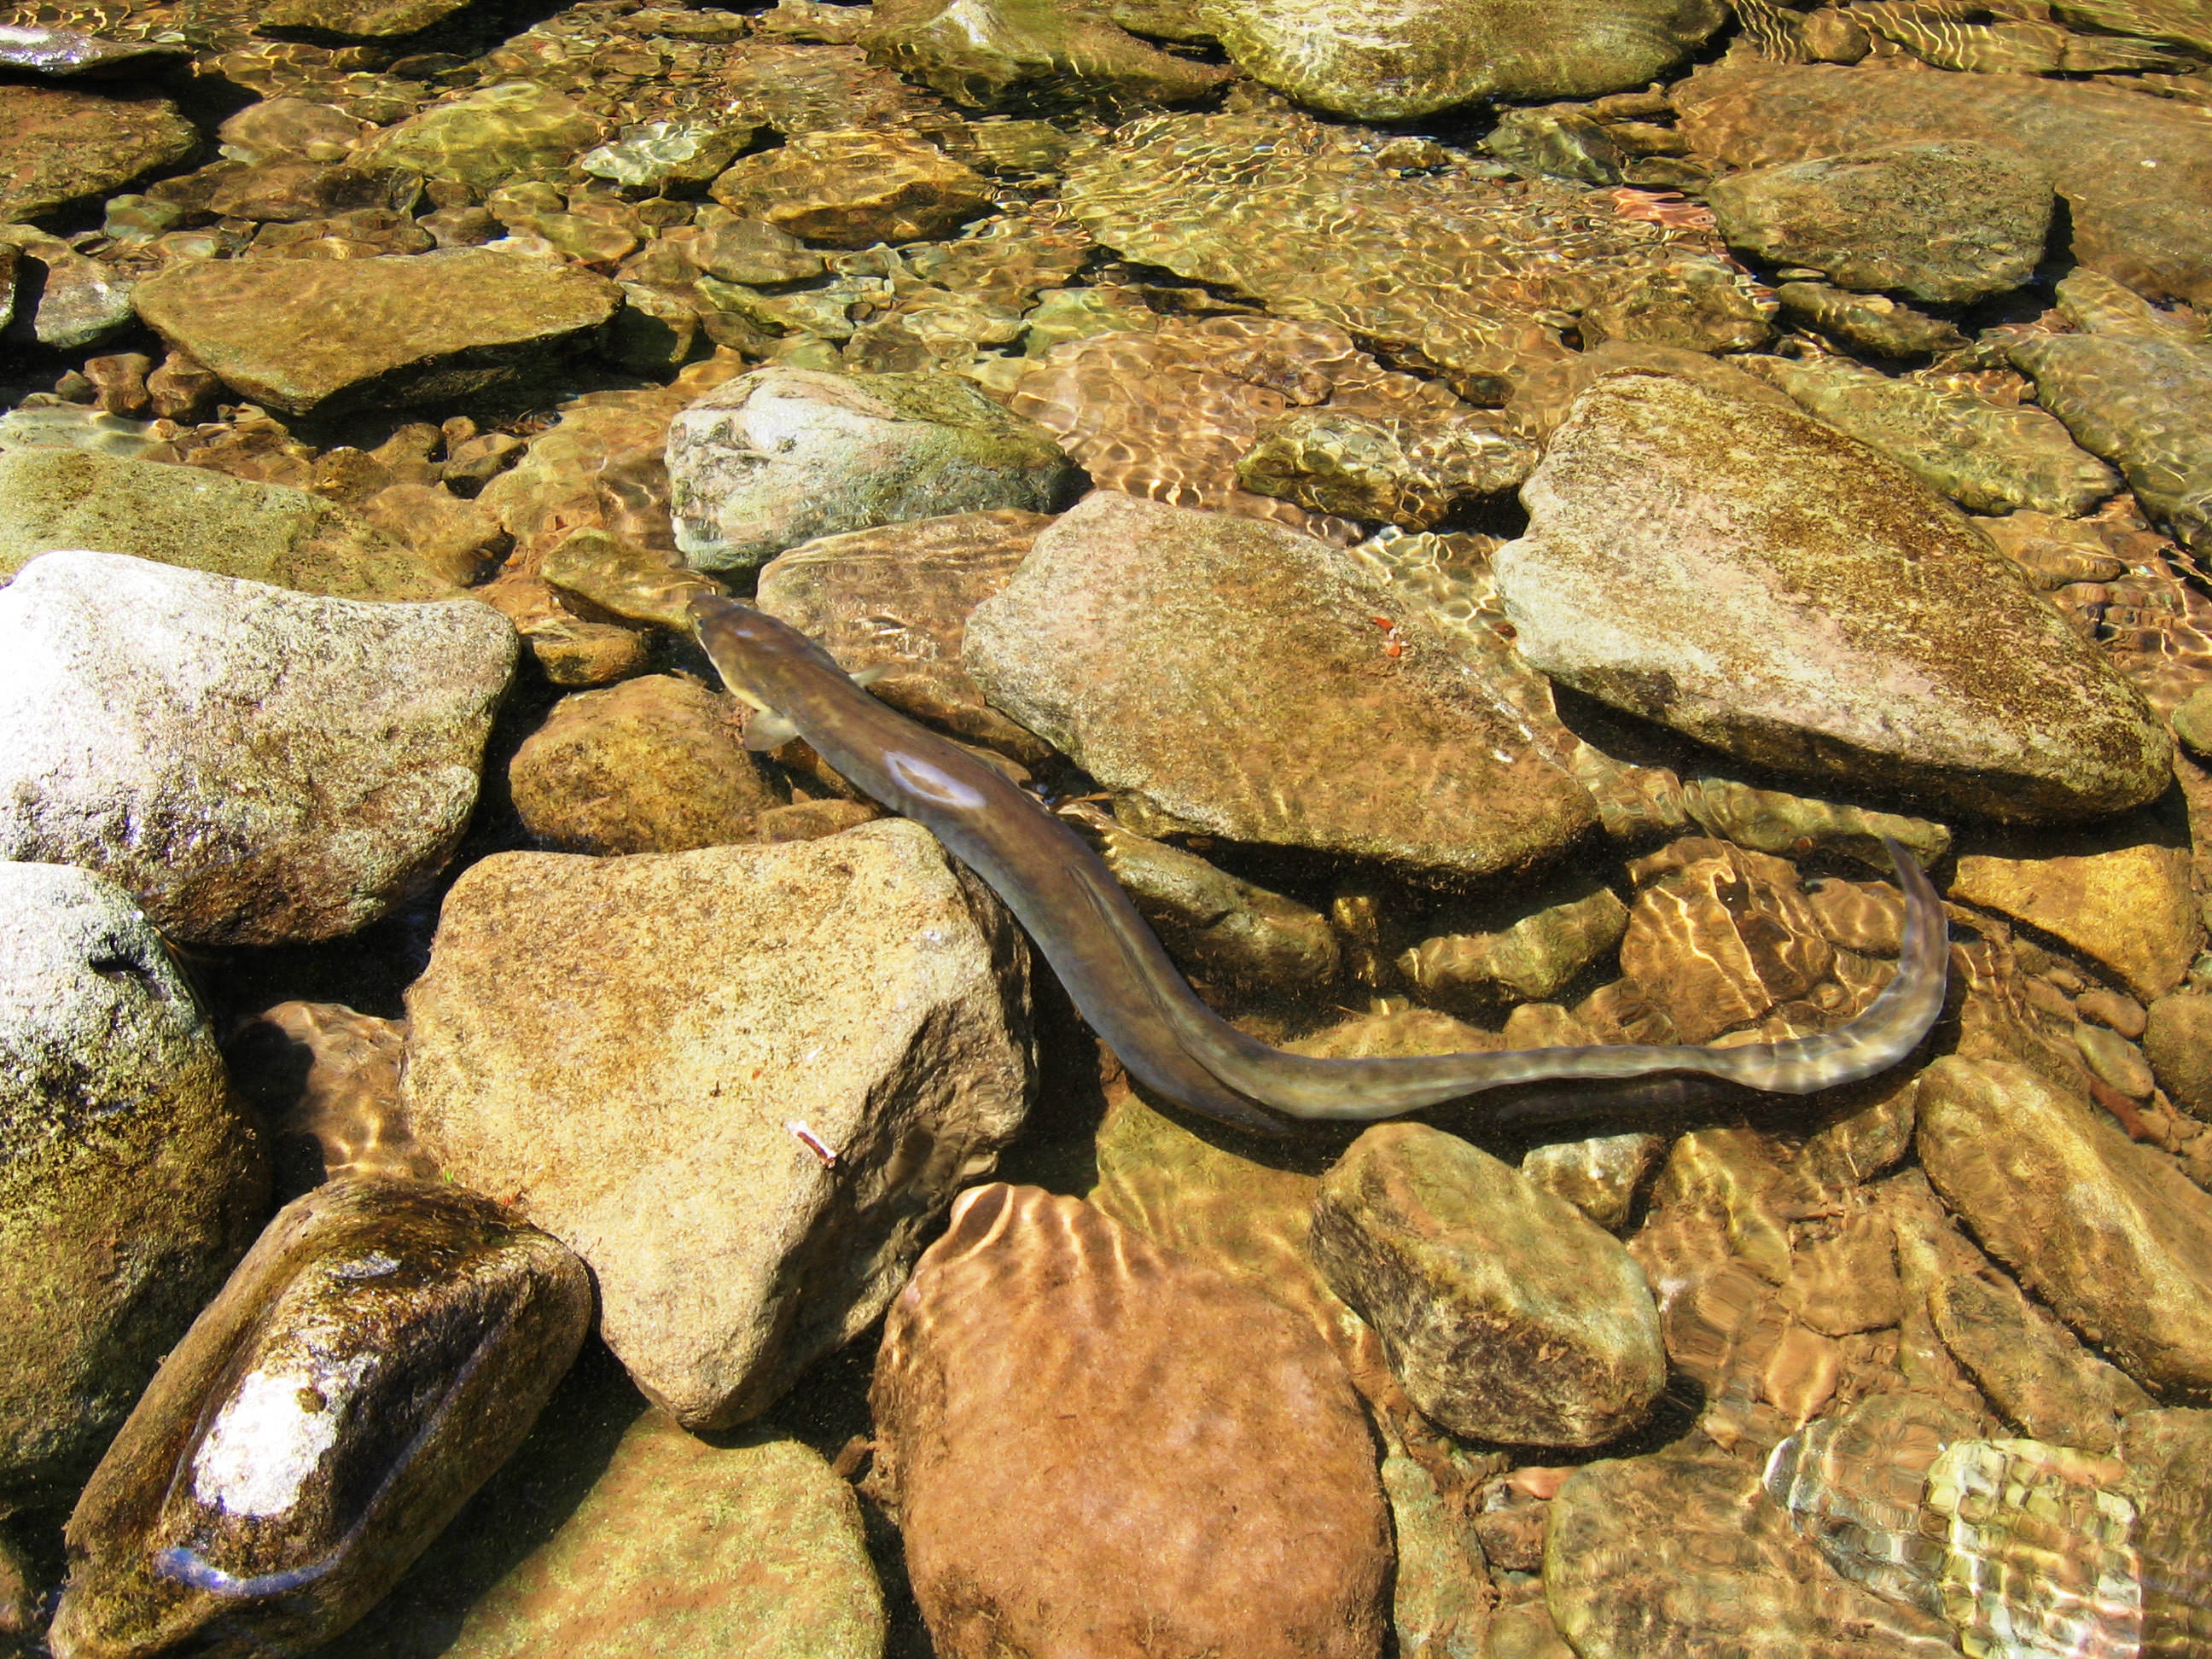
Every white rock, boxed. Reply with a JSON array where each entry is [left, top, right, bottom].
[[0, 549, 516, 945]]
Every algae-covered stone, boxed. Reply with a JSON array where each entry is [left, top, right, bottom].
[[0, 83, 198, 225], [1401, 877, 1628, 1015], [963, 490, 1601, 881], [1204, 0, 1726, 121], [1745, 354, 2117, 517], [0, 550, 517, 946], [709, 129, 995, 247], [0, 864, 266, 1511], [1310, 1121, 1665, 1447], [357, 82, 607, 193], [1773, 282, 1966, 358], [132, 250, 621, 421], [864, 0, 1227, 110], [666, 366, 1078, 576], [2008, 331, 2212, 556], [1493, 372, 2172, 822], [1707, 141, 2053, 305], [0, 451, 455, 601], [1949, 840, 2199, 1004], [50, 1179, 591, 1659], [508, 675, 779, 855], [1917, 1056, 2212, 1397], [259, 0, 476, 32]]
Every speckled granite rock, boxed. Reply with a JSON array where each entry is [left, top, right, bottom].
[[0, 451, 454, 600], [0, 550, 515, 946], [1492, 372, 2171, 822], [2008, 331, 2212, 556], [1743, 354, 2117, 517], [667, 367, 1077, 576], [1312, 1122, 1665, 1447], [50, 1179, 591, 1659], [1706, 141, 2052, 305], [1918, 1056, 2212, 1396], [872, 1184, 1392, 1659], [1203, 0, 1726, 120], [132, 251, 622, 420], [0, 864, 265, 1511], [357, 82, 608, 193], [709, 129, 995, 246], [1547, 1449, 1959, 1659], [1950, 839, 2200, 1003], [1674, 60, 2212, 308], [963, 490, 1600, 879], [402, 823, 1033, 1429], [508, 675, 778, 855], [0, 83, 198, 224], [864, 0, 1227, 108]]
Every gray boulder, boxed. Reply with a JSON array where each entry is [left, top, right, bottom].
[[0, 550, 517, 946]]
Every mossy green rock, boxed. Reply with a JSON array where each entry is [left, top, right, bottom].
[[132, 250, 621, 420], [667, 366, 1079, 576], [1202, 0, 1726, 120], [1310, 1121, 1665, 1447], [356, 82, 606, 192], [0, 864, 266, 1511], [1493, 372, 2172, 822], [1745, 354, 2117, 517], [0, 451, 455, 601]]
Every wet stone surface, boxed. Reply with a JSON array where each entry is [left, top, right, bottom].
[[12, 2, 2212, 1654]]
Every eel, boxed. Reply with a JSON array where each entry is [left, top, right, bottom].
[[693, 596, 1950, 1135]]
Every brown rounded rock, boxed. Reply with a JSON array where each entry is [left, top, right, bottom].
[[872, 1183, 1391, 1659], [1309, 1122, 1665, 1447], [2146, 990, 2212, 1116], [508, 675, 778, 856]]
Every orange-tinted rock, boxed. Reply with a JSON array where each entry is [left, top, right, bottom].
[[1950, 839, 2201, 1004], [872, 1184, 1391, 1659]]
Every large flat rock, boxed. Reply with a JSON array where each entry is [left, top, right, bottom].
[[400, 823, 1033, 1429], [0, 82, 197, 224], [1491, 372, 2171, 822], [0, 450, 455, 600], [0, 550, 516, 945], [131, 249, 621, 419], [1674, 60, 2212, 308], [963, 489, 1601, 879]]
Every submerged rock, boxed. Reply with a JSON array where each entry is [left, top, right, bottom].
[[1204, 0, 1726, 120], [1949, 839, 2200, 1004], [666, 366, 1078, 576], [1493, 372, 2172, 822], [50, 1178, 592, 1659], [0, 550, 515, 946], [863, 0, 1228, 110], [963, 490, 1601, 880], [1311, 1122, 1666, 1447], [0, 83, 198, 224], [1918, 1056, 2212, 1397], [131, 251, 622, 420], [1706, 141, 2053, 305], [0, 451, 455, 600], [872, 1184, 1392, 1659], [402, 823, 1033, 1429], [355, 82, 607, 194], [707, 129, 996, 247], [0, 864, 266, 1511], [1674, 60, 2212, 309]]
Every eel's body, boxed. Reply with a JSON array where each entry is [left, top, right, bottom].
[[693, 597, 1950, 1135]]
